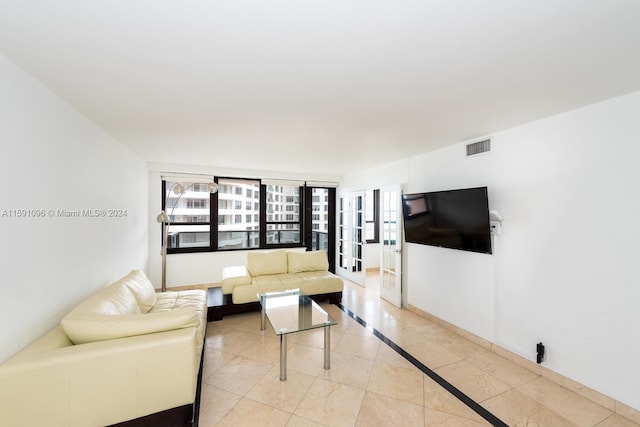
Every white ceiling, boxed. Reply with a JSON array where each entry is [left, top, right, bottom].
[[1, 1, 640, 176]]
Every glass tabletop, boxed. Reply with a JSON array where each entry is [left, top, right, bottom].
[[258, 289, 337, 335]]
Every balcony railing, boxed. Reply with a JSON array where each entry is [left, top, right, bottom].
[[218, 230, 260, 250], [168, 231, 210, 249], [167, 229, 329, 251], [311, 230, 328, 251], [266, 230, 300, 244], [168, 230, 259, 250]]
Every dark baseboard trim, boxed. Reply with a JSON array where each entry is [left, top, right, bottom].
[[336, 303, 508, 427]]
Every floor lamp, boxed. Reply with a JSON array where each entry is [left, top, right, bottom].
[[156, 180, 218, 292]]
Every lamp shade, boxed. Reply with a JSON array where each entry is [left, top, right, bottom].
[[156, 211, 169, 223], [172, 183, 186, 195]]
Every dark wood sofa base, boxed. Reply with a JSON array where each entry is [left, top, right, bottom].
[[109, 404, 194, 427], [207, 287, 342, 321]]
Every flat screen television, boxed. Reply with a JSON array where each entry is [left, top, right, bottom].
[[401, 187, 492, 254]]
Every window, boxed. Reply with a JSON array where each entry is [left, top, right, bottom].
[[217, 178, 260, 250], [163, 177, 335, 263], [304, 187, 336, 270], [365, 189, 380, 243], [265, 184, 301, 246], [163, 180, 212, 251], [187, 199, 206, 209]]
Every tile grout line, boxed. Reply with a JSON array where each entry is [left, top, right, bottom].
[[336, 303, 509, 427]]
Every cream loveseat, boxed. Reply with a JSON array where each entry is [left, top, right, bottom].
[[210, 250, 343, 320], [0, 270, 207, 427]]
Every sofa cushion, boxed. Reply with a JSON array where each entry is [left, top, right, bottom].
[[120, 270, 157, 312], [61, 271, 200, 345], [151, 289, 208, 351], [65, 278, 142, 319], [61, 308, 199, 345], [221, 265, 252, 295], [250, 273, 286, 286], [287, 250, 329, 273], [246, 250, 288, 276], [232, 271, 343, 304]]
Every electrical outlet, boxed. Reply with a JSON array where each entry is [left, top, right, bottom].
[[536, 342, 545, 364], [490, 220, 502, 235]]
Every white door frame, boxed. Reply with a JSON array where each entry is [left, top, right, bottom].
[[337, 191, 366, 286], [380, 185, 402, 307]]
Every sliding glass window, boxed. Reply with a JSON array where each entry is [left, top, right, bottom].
[[216, 178, 260, 250], [163, 177, 333, 260], [264, 184, 302, 246], [163, 181, 212, 251]]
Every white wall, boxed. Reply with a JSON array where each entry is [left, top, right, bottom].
[[363, 243, 380, 270], [342, 90, 640, 410], [0, 55, 148, 363], [146, 164, 340, 287]]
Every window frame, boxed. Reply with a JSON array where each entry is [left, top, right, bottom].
[[161, 180, 215, 255], [304, 186, 336, 272], [365, 189, 380, 244], [213, 177, 262, 251], [164, 176, 315, 254], [261, 183, 304, 249]]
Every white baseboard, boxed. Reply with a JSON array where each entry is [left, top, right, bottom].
[[407, 304, 640, 424]]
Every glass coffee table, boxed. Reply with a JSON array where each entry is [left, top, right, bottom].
[[258, 289, 337, 381]]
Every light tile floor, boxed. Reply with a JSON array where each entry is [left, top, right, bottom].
[[198, 275, 638, 426]]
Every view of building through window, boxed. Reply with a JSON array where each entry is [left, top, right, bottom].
[[164, 179, 331, 251], [265, 184, 300, 245], [165, 181, 211, 249], [365, 189, 379, 243], [311, 188, 330, 251], [217, 178, 260, 250]]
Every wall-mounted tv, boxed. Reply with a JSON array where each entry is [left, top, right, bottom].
[[401, 187, 492, 254]]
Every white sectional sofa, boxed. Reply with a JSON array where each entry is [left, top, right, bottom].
[[209, 249, 343, 320], [0, 270, 207, 427]]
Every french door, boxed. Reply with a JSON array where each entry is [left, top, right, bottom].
[[338, 191, 366, 286], [380, 185, 402, 307]]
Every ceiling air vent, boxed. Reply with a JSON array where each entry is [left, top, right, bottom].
[[466, 139, 491, 157]]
